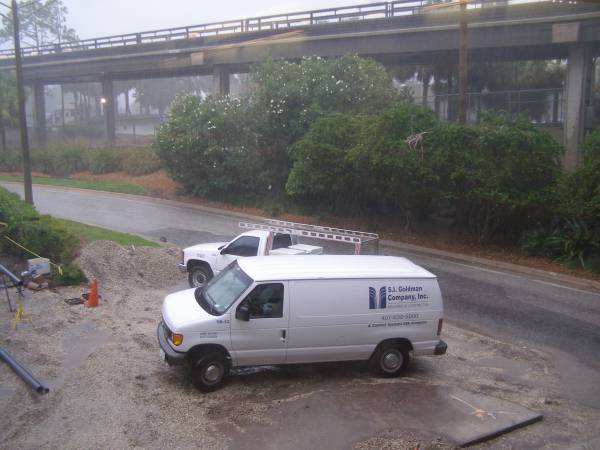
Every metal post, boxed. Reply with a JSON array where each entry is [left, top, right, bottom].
[[101, 77, 116, 146], [11, 0, 33, 205], [458, 0, 468, 125], [61, 84, 66, 139], [564, 44, 593, 171], [33, 81, 47, 148]]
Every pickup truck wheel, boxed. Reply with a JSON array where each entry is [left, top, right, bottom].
[[188, 265, 211, 289], [372, 343, 409, 377], [190, 352, 229, 392]]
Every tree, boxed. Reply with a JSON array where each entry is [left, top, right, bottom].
[[0, 0, 77, 50], [249, 55, 397, 193], [0, 72, 17, 151]]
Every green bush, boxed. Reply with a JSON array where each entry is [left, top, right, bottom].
[[0, 149, 22, 171], [287, 102, 438, 223], [9, 216, 78, 263], [250, 55, 398, 193], [522, 130, 600, 271], [121, 147, 162, 175], [286, 113, 368, 212], [31, 143, 90, 176], [156, 95, 260, 200], [53, 262, 87, 286], [89, 148, 123, 174], [434, 114, 562, 242], [156, 56, 402, 201], [583, 128, 600, 161], [558, 157, 600, 222], [354, 102, 439, 224], [0, 188, 80, 266], [0, 186, 38, 227], [522, 219, 600, 272]]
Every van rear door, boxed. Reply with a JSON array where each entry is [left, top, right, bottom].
[[230, 281, 290, 366]]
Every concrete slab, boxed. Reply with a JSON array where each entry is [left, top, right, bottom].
[[223, 380, 542, 449]]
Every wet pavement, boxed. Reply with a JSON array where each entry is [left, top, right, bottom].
[[222, 378, 542, 449]]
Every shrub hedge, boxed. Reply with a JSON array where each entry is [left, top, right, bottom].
[[1, 144, 161, 177], [0, 188, 81, 276]]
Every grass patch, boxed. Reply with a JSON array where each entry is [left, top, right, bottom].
[[0, 175, 146, 196], [53, 218, 160, 247]]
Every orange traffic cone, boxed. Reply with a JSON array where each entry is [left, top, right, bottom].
[[84, 279, 100, 308]]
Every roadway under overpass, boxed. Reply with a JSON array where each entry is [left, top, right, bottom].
[[1, 0, 599, 168]]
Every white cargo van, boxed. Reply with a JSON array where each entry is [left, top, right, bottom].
[[158, 255, 446, 391]]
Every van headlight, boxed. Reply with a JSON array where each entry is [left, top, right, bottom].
[[171, 333, 183, 346]]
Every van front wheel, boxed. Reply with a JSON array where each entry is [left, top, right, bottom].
[[190, 353, 229, 391], [372, 344, 409, 377]]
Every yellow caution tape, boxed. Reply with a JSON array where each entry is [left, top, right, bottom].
[[2, 235, 63, 276]]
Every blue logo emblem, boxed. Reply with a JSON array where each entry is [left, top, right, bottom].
[[369, 287, 387, 309]]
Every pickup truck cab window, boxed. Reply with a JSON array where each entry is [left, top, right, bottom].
[[240, 283, 284, 319], [222, 236, 260, 257]]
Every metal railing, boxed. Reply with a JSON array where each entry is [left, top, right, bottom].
[[0, 0, 559, 59], [414, 87, 565, 124]]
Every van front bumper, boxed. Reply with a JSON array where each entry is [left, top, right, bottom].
[[178, 263, 187, 272], [157, 321, 186, 365]]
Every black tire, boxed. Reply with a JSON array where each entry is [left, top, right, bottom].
[[370, 342, 409, 377], [188, 264, 212, 288], [190, 352, 229, 392]]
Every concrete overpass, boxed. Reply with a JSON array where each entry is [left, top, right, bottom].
[[1, 0, 599, 168]]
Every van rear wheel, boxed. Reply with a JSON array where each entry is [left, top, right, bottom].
[[190, 352, 229, 392], [372, 343, 409, 377]]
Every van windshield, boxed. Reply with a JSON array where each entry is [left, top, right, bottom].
[[195, 262, 253, 315]]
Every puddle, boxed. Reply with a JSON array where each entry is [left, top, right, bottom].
[[475, 356, 530, 380], [55, 320, 110, 388]]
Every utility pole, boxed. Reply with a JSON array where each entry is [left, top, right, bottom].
[[458, 0, 468, 125], [11, 0, 34, 205]]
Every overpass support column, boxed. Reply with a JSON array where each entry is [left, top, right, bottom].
[[213, 66, 230, 96], [33, 81, 47, 148], [102, 77, 116, 146], [564, 43, 593, 171]]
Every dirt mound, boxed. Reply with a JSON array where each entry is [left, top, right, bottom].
[[76, 240, 185, 289]]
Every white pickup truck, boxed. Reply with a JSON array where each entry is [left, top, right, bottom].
[[180, 229, 323, 288]]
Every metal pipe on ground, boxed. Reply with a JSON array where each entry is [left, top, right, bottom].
[[0, 348, 50, 394]]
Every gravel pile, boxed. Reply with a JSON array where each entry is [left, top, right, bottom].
[[76, 240, 185, 290]]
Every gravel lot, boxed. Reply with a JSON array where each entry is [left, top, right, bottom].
[[1, 242, 598, 449]]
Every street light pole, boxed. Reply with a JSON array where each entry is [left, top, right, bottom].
[[11, 0, 34, 205]]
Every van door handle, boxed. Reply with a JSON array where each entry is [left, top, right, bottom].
[[280, 329, 286, 341]]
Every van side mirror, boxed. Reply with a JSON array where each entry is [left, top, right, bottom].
[[236, 302, 250, 322]]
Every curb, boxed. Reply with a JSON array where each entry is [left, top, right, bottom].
[[3, 181, 600, 294]]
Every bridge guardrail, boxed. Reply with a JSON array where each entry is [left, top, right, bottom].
[[0, 0, 562, 59]]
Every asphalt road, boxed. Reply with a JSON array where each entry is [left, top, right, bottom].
[[3, 183, 600, 410]]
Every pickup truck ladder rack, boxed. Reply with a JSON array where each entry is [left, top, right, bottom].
[[239, 220, 379, 254]]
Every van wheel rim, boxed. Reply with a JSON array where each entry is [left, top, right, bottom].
[[382, 351, 402, 372], [204, 364, 222, 384]]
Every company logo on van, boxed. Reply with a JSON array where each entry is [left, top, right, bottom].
[[369, 285, 429, 309], [369, 287, 387, 309]]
